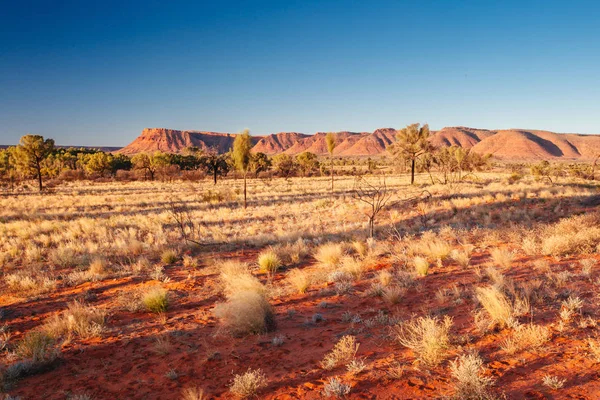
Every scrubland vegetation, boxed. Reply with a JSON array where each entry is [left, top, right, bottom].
[[1, 133, 600, 398]]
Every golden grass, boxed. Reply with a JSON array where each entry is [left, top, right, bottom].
[[394, 316, 453, 367]]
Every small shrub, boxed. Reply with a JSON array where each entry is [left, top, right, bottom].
[[449, 353, 495, 400], [229, 368, 268, 398], [542, 375, 566, 390], [394, 316, 453, 367], [142, 287, 169, 313], [382, 286, 405, 304], [321, 335, 359, 370], [451, 248, 471, 267], [161, 249, 178, 264], [257, 249, 281, 274], [323, 377, 351, 398], [586, 338, 600, 362], [378, 270, 393, 286]]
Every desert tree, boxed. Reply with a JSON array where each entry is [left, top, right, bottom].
[[353, 175, 430, 238], [232, 129, 253, 208], [0, 148, 18, 190], [326, 132, 336, 196], [249, 152, 271, 178], [131, 151, 170, 181], [78, 152, 114, 177], [389, 123, 434, 185], [13, 134, 55, 191], [203, 149, 230, 184], [295, 151, 320, 177], [272, 153, 297, 178]]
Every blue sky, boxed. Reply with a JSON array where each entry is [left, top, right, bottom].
[[1, 0, 599, 146]]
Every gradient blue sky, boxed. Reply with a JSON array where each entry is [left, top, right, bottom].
[[1, 0, 599, 146]]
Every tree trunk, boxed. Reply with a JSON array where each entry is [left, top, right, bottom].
[[330, 154, 334, 198], [213, 168, 217, 185], [36, 159, 43, 192], [410, 158, 416, 185], [243, 173, 247, 209]]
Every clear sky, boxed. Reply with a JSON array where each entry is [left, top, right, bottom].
[[1, 0, 599, 146]]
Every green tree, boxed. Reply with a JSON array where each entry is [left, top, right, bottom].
[[232, 129, 253, 208], [272, 154, 297, 178], [295, 152, 320, 177], [326, 132, 336, 196], [0, 148, 18, 189], [131, 151, 171, 181], [203, 150, 230, 184], [249, 152, 271, 178], [79, 152, 114, 177], [389, 123, 433, 185], [13, 134, 56, 191]]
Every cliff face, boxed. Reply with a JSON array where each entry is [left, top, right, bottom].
[[117, 127, 600, 161]]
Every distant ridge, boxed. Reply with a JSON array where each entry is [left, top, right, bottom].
[[0, 144, 122, 152], [117, 126, 600, 160]]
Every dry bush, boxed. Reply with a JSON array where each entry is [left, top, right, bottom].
[[43, 301, 106, 339], [490, 248, 515, 269], [501, 324, 551, 354], [219, 261, 265, 297], [273, 238, 309, 264], [417, 238, 451, 263], [394, 316, 453, 367], [475, 286, 514, 329], [257, 249, 281, 274], [315, 243, 345, 269], [541, 213, 600, 256], [586, 338, 600, 362], [323, 377, 351, 398], [449, 353, 496, 400], [142, 287, 169, 313], [484, 266, 505, 287], [580, 258, 596, 278], [229, 368, 268, 398], [413, 256, 430, 277], [542, 375, 566, 390], [321, 335, 359, 370], [287, 269, 311, 294]]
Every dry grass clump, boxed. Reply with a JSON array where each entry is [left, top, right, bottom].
[[15, 330, 58, 363], [449, 353, 496, 400], [451, 247, 472, 268], [160, 249, 179, 264], [180, 386, 206, 400], [315, 243, 345, 269], [229, 368, 268, 398], [142, 287, 169, 313], [43, 301, 106, 339], [394, 316, 453, 367], [586, 338, 600, 362], [382, 286, 406, 304], [273, 238, 310, 264], [214, 260, 274, 336], [287, 269, 311, 294], [501, 324, 551, 354], [257, 249, 281, 274], [413, 256, 430, 276], [5, 271, 57, 296], [489, 248, 515, 269], [541, 213, 600, 256], [321, 335, 359, 370], [340, 256, 366, 280], [580, 258, 596, 278], [475, 286, 514, 329], [182, 255, 199, 269]]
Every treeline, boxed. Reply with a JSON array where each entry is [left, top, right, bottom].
[[0, 134, 378, 191]]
